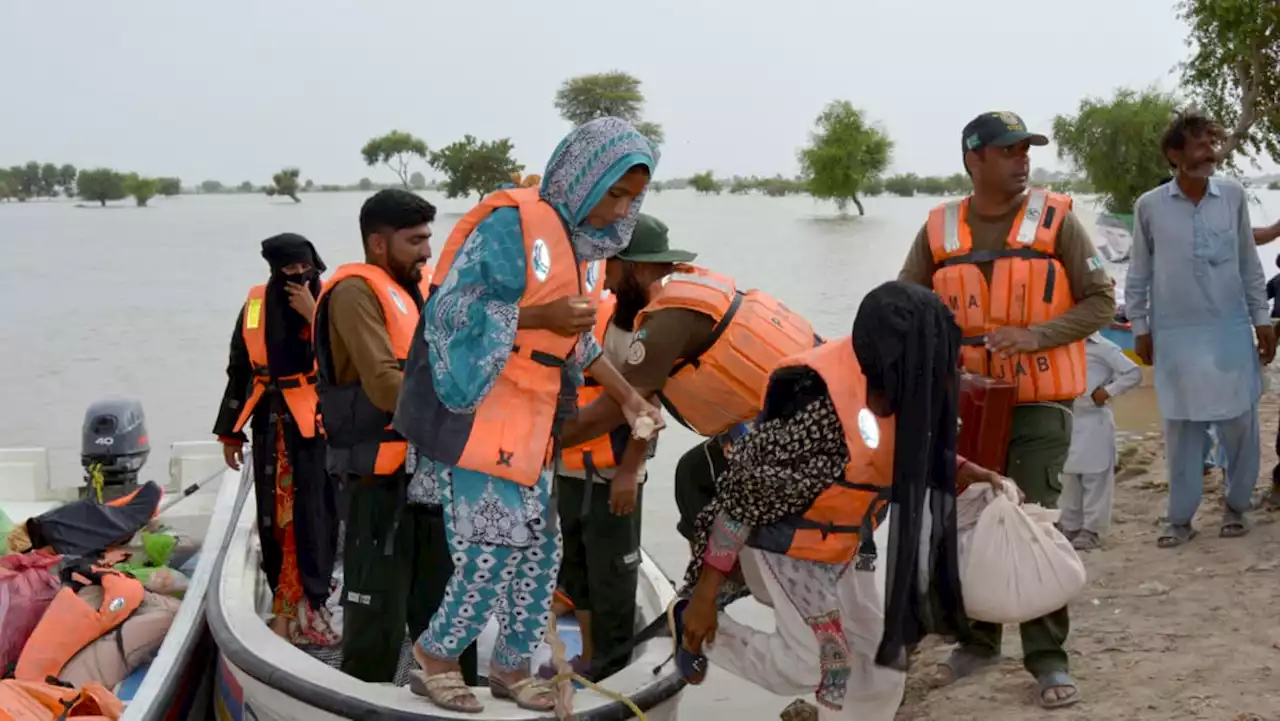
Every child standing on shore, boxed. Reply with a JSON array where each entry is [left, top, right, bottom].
[[1060, 333, 1143, 551]]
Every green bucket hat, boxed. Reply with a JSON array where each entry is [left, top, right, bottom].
[[616, 214, 697, 264]]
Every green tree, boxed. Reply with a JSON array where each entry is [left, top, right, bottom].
[[236, 180, 253, 193], [1270, 180, 1280, 190], [357, 177, 374, 191], [1052, 87, 1177, 213], [39, 163, 60, 197], [200, 180, 225, 194], [361, 130, 429, 188], [429, 135, 524, 200], [1178, 0, 1280, 164], [58, 164, 78, 195], [12, 163, 39, 200], [265, 168, 302, 202], [942, 173, 973, 195], [303, 179, 315, 192], [409, 171, 427, 190], [554, 71, 664, 145], [124, 174, 159, 207], [883, 173, 919, 197], [77, 168, 128, 206], [797, 101, 893, 215], [862, 177, 885, 196], [156, 177, 181, 196], [689, 171, 722, 195]]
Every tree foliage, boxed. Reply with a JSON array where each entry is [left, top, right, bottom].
[[1052, 87, 1177, 214], [429, 135, 524, 200], [357, 177, 374, 191], [124, 174, 159, 207], [1178, 0, 1280, 164], [554, 71, 665, 145], [689, 171, 722, 195], [409, 171, 427, 190], [156, 177, 181, 196], [265, 167, 302, 202], [797, 101, 893, 215], [77, 168, 128, 206], [361, 130, 430, 188], [200, 180, 225, 194]]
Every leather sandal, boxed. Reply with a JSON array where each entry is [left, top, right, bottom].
[[489, 675, 556, 712], [408, 670, 483, 714]]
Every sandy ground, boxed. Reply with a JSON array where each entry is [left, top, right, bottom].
[[895, 387, 1280, 721]]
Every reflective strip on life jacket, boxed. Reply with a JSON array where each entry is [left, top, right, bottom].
[[926, 189, 1087, 403], [313, 264, 426, 475], [634, 265, 822, 437], [560, 292, 624, 473], [0, 679, 123, 721], [231, 284, 320, 438], [14, 568, 144, 683], [752, 338, 895, 565], [421, 187, 585, 486]]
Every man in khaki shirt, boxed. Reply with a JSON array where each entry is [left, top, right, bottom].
[[899, 112, 1114, 710], [315, 189, 476, 684]]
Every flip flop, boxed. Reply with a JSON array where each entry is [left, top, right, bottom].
[[408, 670, 483, 714], [1037, 670, 1080, 709], [1156, 523, 1197, 548], [667, 598, 708, 684], [1220, 509, 1250, 538], [489, 675, 556, 712]]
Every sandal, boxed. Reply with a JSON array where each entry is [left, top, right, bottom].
[[1071, 530, 1100, 551], [1037, 670, 1080, 709], [1156, 522, 1197, 548], [408, 670, 483, 714], [1220, 509, 1250, 538], [667, 598, 708, 684], [489, 675, 556, 712], [937, 647, 998, 684]]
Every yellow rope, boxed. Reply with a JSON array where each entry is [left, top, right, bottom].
[[545, 615, 648, 721], [89, 463, 105, 503]]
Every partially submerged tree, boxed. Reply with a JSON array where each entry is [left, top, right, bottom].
[[1178, 0, 1280, 165], [265, 167, 302, 203], [77, 168, 128, 207], [689, 171, 722, 195], [124, 174, 159, 207], [798, 101, 893, 215], [409, 171, 427, 190], [1052, 87, 1177, 214], [361, 130, 430, 188], [429, 135, 524, 200], [554, 71, 665, 145], [156, 177, 181, 196]]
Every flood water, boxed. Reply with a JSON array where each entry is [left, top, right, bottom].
[[3, 188, 1279, 717]]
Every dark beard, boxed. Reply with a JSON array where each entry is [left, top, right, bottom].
[[613, 277, 649, 332]]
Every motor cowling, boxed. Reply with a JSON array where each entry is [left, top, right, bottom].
[[79, 399, 150, 503]]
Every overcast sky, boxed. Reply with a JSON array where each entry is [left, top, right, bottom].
[[2, 0, 1273, 186]]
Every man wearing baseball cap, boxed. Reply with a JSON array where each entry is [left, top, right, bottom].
[[899, 111, 1116, 709]]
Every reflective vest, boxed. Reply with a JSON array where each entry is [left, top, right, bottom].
[[231, 284, 319, 438], [313, 264, 424, 477], [0, 679, 123, 720], [403, 187, 587, 487], [633, 265, 821, 437], [560, 291, 629, 473], [926, 190, 1087, 403], [15, 566, 144, 683], [749, 339, 895, 565]]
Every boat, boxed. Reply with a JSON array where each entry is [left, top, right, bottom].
[[0, 438, 239, 721], [208, 449, 687, 721]]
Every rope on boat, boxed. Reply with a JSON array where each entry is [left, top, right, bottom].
[[545, 615, 648, 721]]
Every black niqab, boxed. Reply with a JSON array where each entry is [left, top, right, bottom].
[[260, 233, 325, 379], [852, 280, 967, 671]]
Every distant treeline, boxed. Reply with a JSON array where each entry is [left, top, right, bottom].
[[661, 171, 1095, 198]]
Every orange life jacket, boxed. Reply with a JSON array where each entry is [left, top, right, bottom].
[[633, 265, 821, 437], [560, 291, 628, 473], [406, 186, 586, 487], [313, 264, 424, 477], [14, 567, 144, 683], [926, 190, 1088, 403], [749, 339, 895, 565], [231, 284, 319, 438], [0, 679, 122, 721]]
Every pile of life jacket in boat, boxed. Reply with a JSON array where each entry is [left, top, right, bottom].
[[0, 482, 190, 721]]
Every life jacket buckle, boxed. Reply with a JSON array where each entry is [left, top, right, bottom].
[[855, 551, 876, 573]]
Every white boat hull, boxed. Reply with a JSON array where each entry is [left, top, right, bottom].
[[209, 467, 685, 720]]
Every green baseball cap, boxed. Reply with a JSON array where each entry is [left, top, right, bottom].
[[962, 111, 1049, 154], [617, 214, 698, 264]]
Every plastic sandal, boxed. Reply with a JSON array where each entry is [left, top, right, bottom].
[[1156, 523, 1197, 548], [489, 675, 556, 712], [1037, 670, 1080, 709], [667, 598, 708, 684], [408, 670, 484, 714]]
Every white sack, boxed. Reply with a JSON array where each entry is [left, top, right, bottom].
[[957, 483, 1087, 624]]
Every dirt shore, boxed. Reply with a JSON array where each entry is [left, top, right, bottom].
[[895, 385, 1280, 721]]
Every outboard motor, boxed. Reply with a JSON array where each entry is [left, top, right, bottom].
[[79, 398, 150, 503]]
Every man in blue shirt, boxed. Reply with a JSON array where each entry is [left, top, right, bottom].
[[1126, 109, 1276, 547]]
